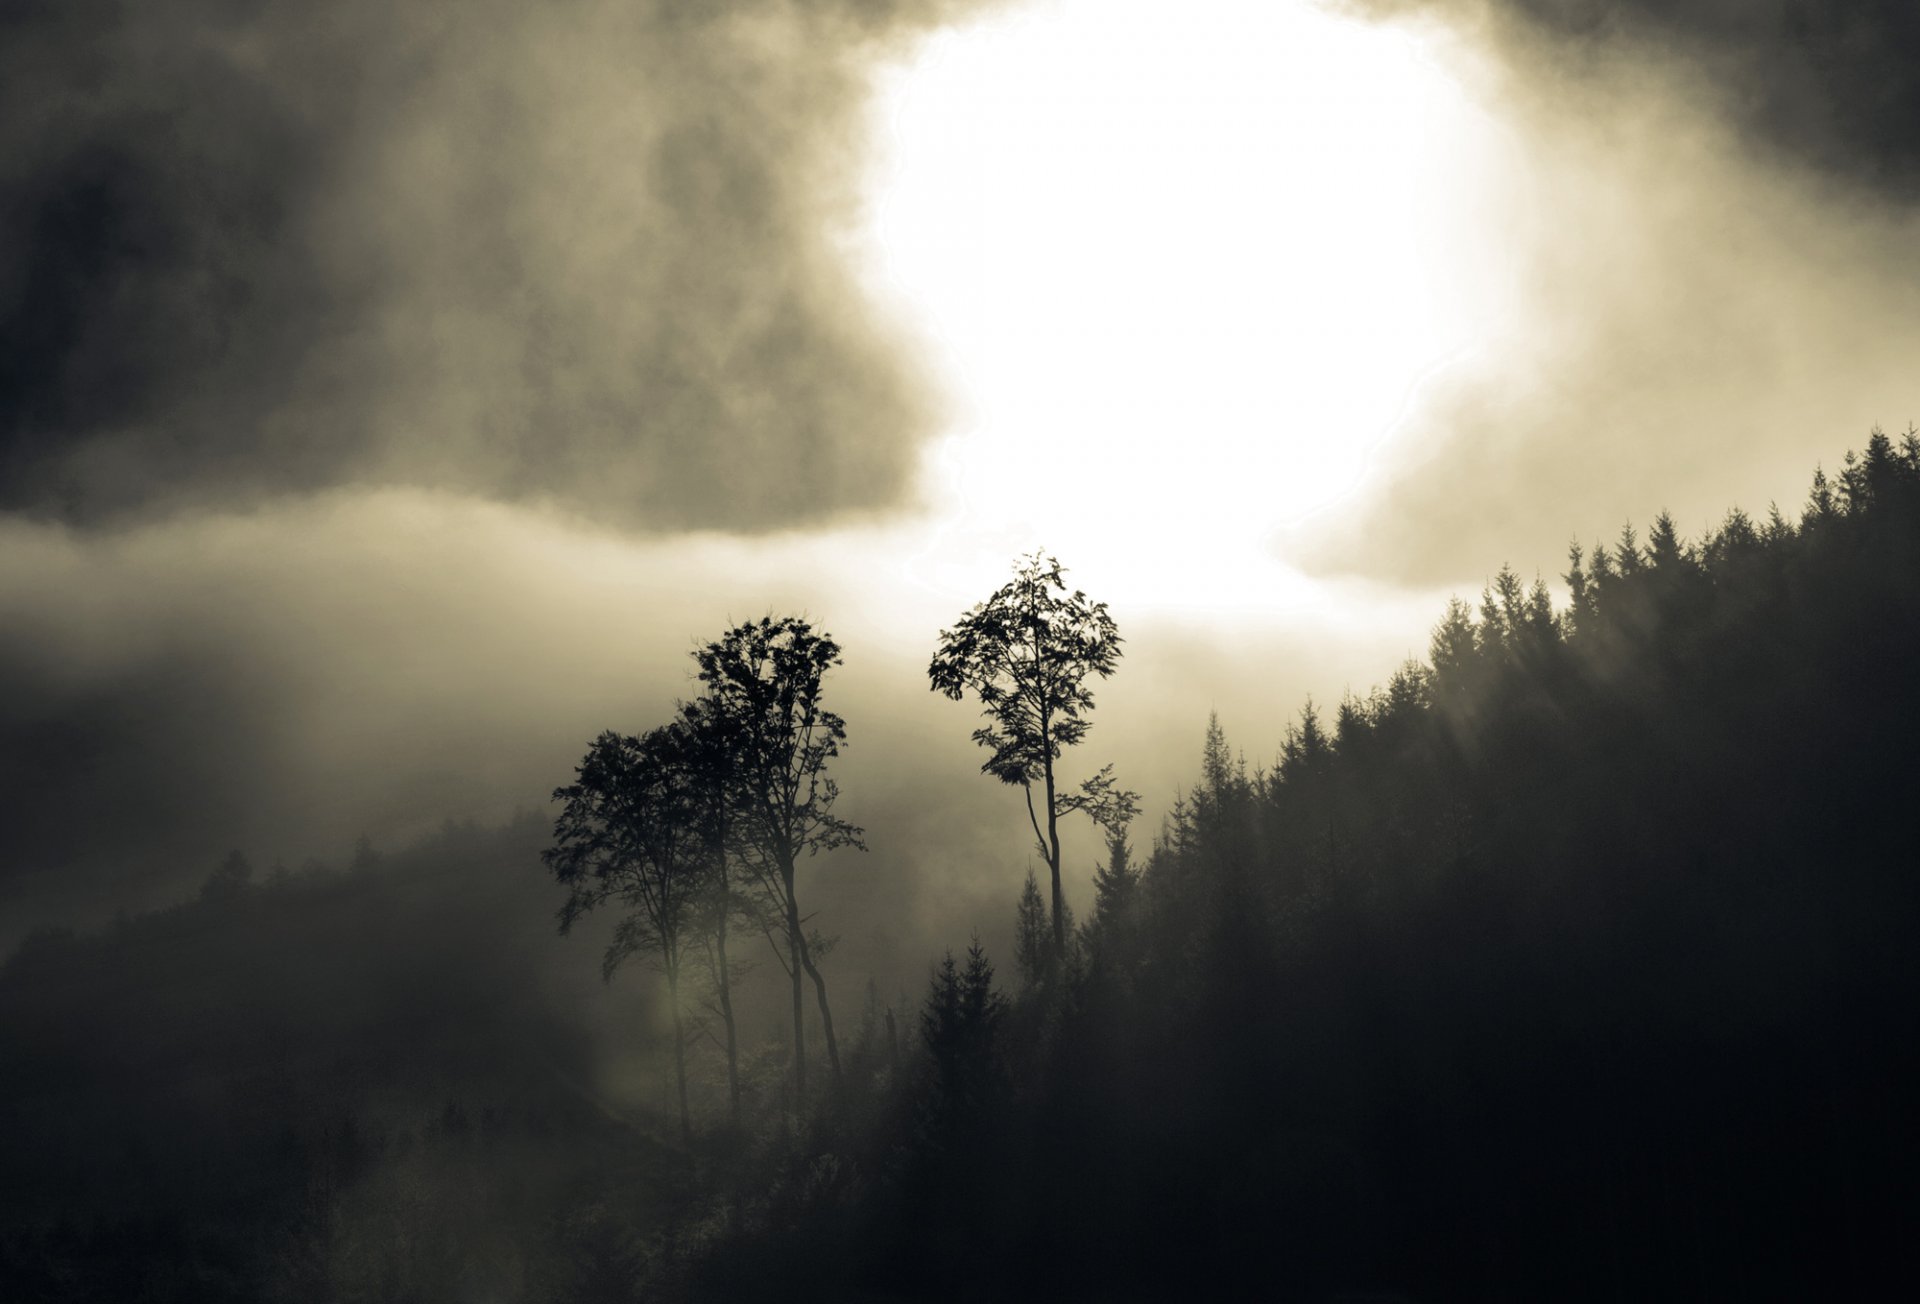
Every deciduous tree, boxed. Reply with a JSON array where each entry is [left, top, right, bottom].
[[696, 616, 863, 1102], [929, 552, 1135, 954], [545, 725, 705, 1147]]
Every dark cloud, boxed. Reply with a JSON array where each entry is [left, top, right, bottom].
[[0, 0, 998, 528], [1360, 0, 1920, 199]]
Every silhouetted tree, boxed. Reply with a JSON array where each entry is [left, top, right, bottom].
[[919, 941, 1008, 1139], [696, 616, 863, 1102], [546, 725, 706, 1147], [1084, 820, 1139, 969], [929, 552, 1135, 955], [677, 697, 746, 1126], [1564, 541, 1595, 633], [1806, 465, 1838, 525], [1013, 870, 1050, 989]]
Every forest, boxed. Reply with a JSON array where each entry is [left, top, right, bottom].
[[4, 430, 1920, 1301]]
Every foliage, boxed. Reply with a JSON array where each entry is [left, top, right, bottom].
[[694, 617, 864, 875], [929, 552, 1136, 953], [546, 725, 703, 980], [674, 429, 1920, 1301], [15, 432, 1920, 1302]]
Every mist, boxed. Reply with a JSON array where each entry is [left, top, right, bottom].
[[6, 0, 1920, 1299], [1292, 0, 1920, 586], [0, 0, 1019, 528]]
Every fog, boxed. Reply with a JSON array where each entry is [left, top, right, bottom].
[[1303, 0, 1920, 583], [6, 0, 1917, 970], [7, 2, 1920, 1299]]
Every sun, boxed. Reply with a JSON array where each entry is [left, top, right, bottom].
[[854, 0, 1519, 611]]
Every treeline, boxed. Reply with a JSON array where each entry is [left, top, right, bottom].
[[671, 430, 1920, 1301]]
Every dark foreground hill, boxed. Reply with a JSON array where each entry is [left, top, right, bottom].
[[680, 433, 1920, 1303]]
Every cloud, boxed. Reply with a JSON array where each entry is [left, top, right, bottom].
[[0, 0, 1001, 528], [1292, 1, 1920, 588], [1354, 0, 1920, 200], [0, 491, 1427, 963]]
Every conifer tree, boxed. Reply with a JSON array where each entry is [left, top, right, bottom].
[[1087, 823, 1137, 944], [1430, 596, 1480, 695], [920, 942, 1008, 1135], [1014, 870, 1053, 989], [1616, 522, 1644, 575], [1647, 511, 1687, 569], [1564, 542, 1595, 633], [1806, 466, 1838, 524]]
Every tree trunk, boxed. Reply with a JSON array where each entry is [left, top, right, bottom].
[[1043, 748, 1064, 953], [715, 860, 740, 1126], [784, 869, 808, 1105], [666, 959, 692, 1151], [794, 928, 842, 1084]]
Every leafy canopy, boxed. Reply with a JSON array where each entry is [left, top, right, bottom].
[[927, 552, 1124, 788], [694, 615, 864, 867], [544, 723, 705, 981]]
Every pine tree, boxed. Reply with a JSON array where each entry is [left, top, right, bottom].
[[1525, 575, 1556, 640], [920, 941, 1008, 1135], [1087, 823, 1137, 950], [1764, 503, 1794, 545], [1806, 465, 1837, 525], [1647, 511, 1687, 570], [1014, 870, 1053, 989], [1335, 694, 1370, 756], [1588, 537, 1618, 593], [1200, 711, 1234, 802], [1564, 542, 1595, 633], [1861, 427, 1901, 506], [1615, 522, 1644, 575], [1429, 597, 1480, 696]]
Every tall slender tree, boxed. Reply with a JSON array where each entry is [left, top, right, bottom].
[[695, 616, 863, 1102], [929, 552, 1135, 954]]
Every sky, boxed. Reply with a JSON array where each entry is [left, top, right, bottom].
[[4, 0, 1919, 964]]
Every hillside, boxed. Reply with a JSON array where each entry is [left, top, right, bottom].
[[6, 432, 1919, 1302]]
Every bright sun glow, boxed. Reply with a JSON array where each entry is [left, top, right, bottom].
[[856, 0, 1520, 610]]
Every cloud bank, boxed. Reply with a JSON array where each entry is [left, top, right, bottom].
[[1298, 0, 1920, 586], [0, 0, 1002, 528]]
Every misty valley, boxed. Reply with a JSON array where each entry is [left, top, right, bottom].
[[6, 437, 1920, 1300]]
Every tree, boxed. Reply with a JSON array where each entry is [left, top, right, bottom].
[[1429, 596, 1479, 698], [1085, 819, 1139, 967], [695, 616, 863, 1103], [1564, 541, 1595, 633], [1014, 869, 1051, 989], [676, 697, 745, 1126], [929, 552, 1135, 955], [545, 726, 706, 1147], [919, 941, 1008, 1138]]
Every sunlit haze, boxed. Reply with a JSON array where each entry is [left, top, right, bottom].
[[858, 0, 1520, 610], [11, 0, 1920, 1291]]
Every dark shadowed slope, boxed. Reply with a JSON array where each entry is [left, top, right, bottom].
[[677, 431, 1920, 1303]]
